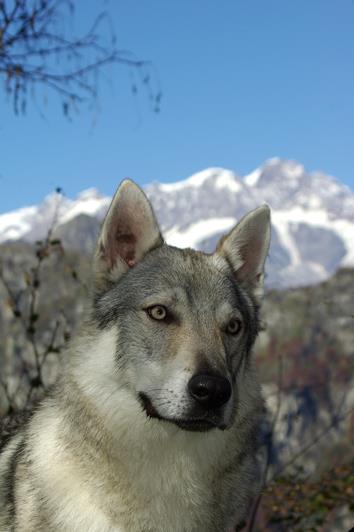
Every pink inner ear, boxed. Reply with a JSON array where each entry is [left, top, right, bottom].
[[98, 184, 162, 273], [106, 226, 138, 269], [235, 236, 264, 282]]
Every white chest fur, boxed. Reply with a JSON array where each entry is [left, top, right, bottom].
[[29, 401, 232, 532]]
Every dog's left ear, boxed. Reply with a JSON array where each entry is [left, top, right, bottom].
[[215, 205, 271, 302], [94, 179, 163, 291]]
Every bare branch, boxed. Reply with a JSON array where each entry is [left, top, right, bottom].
[[0, 0, 161, 116]]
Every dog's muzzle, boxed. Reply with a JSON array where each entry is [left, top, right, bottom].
[[139, 373, 232, 432]]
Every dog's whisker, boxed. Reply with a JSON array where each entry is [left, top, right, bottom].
[[153, 400, 172, 407]]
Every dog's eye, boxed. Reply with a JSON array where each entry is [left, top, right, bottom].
[[147, 305, 167, 321], [226, 318, 242, 335]]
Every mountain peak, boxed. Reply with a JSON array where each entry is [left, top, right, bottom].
[[157, 167, 242, 193], [242, 158, 354, 215], [244, 158, 305, 188]]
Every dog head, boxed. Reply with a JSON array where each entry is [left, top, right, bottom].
[[91, 180, 270, 432]]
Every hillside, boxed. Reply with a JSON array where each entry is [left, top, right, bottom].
[[0, 240, 352, 530]]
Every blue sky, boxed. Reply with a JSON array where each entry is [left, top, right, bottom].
[[1, 0, 354, 213]]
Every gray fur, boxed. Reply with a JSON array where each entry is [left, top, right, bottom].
[[0, 180, 271, 531]]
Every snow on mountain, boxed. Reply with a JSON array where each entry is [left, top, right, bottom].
[[146, 168, 258, 233], [0, 159, 353, 288], [0, 205, 38, 241], [59, 188, 111, 224], [158, 168, 243, 194], [0, 188, 110, 244], [244, 158, 354, 220], [165, 217, 236, 249]]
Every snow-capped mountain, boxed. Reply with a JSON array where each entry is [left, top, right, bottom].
[[0, 188, 111, 243], [1, 159, 353, 288]]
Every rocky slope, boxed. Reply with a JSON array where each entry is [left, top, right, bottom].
[[0, 238, 352, 476]]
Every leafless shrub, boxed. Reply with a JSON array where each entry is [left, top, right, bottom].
[[0, 190, 85, 414]]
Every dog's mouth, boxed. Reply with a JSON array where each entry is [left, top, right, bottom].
[[138, 392, 225, 432], [139, 392, 163, 420]]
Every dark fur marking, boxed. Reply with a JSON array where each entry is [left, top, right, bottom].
[[3, 436, 26, 529], [104, 227, 137, 267], [115, 232, 136, 264], [0, 409, 33, 454]]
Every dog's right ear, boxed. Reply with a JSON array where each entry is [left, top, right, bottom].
[[94, 179, 163, 292]]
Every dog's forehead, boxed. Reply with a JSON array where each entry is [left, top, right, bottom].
[[135, 245, 239, 306], [96, 245, 256, 330]]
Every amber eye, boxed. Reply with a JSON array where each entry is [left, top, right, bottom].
[[226, 318, 242, 335], [147, 305, 167, 321]]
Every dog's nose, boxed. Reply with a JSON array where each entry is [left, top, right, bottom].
[[188, 374, 232, 409]]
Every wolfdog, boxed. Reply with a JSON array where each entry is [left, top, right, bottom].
[[0, 180, 271, 531]]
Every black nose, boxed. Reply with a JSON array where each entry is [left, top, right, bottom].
[[188, 374, 232, 409]]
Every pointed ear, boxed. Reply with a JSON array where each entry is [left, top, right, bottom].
[[94, 179, 163, 291], [215, 205, 271, 302]]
